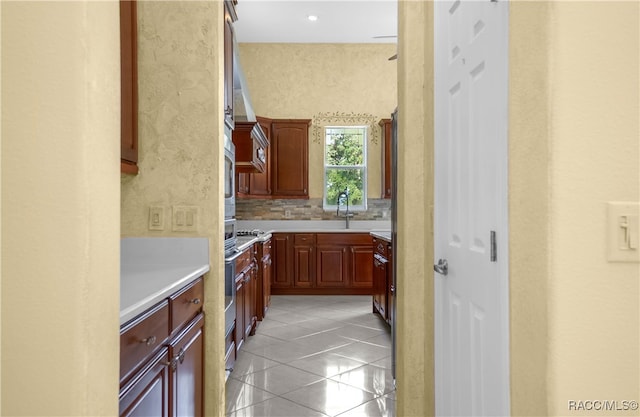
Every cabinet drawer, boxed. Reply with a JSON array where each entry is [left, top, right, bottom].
[[235, 248, 252, 273], [294, 233, 315, 245], [170, 277, 204, 334], [120, 300, 170, 383], [373, 238, 388, 258]]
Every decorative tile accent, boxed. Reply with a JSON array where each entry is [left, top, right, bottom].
[[311, 111, 380, 145], [236, 198, 391, 221]]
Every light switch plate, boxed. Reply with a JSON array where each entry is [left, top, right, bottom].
[[148, 206, 164, 231], [172, 205, 199, 232], [607, 202, 640, 262]]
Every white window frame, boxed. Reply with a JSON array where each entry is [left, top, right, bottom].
[[323, 125, 368, 212]]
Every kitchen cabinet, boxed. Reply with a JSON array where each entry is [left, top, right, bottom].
[[256, 237, 272, 321], [119, 277, 204, 417], [223, 0, 237, 130], [120, 0, 138, 174], [234, 245, 257, 355], [233, 121, 269, 173], [271, 120, 311, 198], [294, 234, 315, 288], [380, 118, 392, 199], [236, 117, 310, 199], [272, 233, 293, 289], [249, 117, 273, 196], [271, 233, 373, 295], [372, 237, 392, 325]]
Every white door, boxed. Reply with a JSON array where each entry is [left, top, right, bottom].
[[434, 0, 510, 416]]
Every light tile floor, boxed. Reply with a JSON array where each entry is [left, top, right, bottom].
[[226, 295, 396, 417]]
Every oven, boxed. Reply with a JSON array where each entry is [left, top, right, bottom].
[[224, 218, 237, 254], [224, 130, 235, 219]]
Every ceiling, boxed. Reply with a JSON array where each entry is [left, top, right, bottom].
[[233, 1, 398, 44]]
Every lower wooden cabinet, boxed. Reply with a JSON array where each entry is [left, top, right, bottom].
[[271, 233, 373, 295], [170, 313, 204, 417], [256, 237, 272, 321], [235, 245, 257, 356], [120, 277, 205, 417], [372, 237, 392, 325], [119, 348, 170, 417]]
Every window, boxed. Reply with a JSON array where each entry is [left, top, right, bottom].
[[323, 126, 367, 211]]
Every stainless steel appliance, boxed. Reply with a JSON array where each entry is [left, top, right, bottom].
[[224, 130, 236, 220], [224, 218, 237, 254]]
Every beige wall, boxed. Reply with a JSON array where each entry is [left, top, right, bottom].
[[547, 2, 639, 414], [238, 43, 397, 199], [1, 2, 120, 415], [398, 0, 639, 416], [119, 2, 226, 415], [395, 2, 434, 416]]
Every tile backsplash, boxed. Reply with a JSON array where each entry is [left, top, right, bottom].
[[236, 198, 391, 221]]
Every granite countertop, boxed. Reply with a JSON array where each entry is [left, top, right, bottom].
[[237, 220, 391, 234], [120, 237, 210, 325]]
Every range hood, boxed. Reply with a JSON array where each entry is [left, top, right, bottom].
[[232, 38, 256, 122]]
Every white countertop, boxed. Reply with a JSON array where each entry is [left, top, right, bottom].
[[237, 220, 390, 233], [121, 238, 210, 325], [370, 231, 392, 242]]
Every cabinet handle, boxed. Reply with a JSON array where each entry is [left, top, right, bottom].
[[225, 106, 232, 116], [140, 336, 157, 346], [188, 298, 201, 305], [163, 358, 177, 371]]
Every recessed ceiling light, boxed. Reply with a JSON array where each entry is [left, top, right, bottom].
[[307, 15, 318, 22]]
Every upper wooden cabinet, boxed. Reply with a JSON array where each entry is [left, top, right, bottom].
[[237, 118, 310, 199], [248, 117, 273, 196], [380, 118, 392, 199], [223, 1, 237, 131], [233, 121, 269, 173], [271, 119, 311, 198], [120, 0, 139, 174]]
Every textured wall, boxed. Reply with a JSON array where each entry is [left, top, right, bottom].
[[238, 43, 397, 199], [547, 2, 639, 414], [396, 2, 433, 416], [121, 1, 220, 238], [2, 2, 120, 415], [119, 2, 226, 416]]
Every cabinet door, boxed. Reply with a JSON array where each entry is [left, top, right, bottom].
[[249, 117, 272, 196], [263, 254, 272, 316], [170, 313, 204, 417], [234, 272, 245, 353], [373, 254, 388, 320], [119, 348, 170, 417], [293, 245, 315, 287], [271, 120, 310, 197], [316, 245, 348, 288], [223, 2, 236, 130], [244, 265, 255, 338], [387, 244, 394, 326], [272, 234, 292, 288], [380, 119, 392, 199], [350, 245, 374, 289], [120, 0, 138, 174]]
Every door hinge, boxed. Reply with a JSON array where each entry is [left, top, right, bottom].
[[490, 231, 497, 262]]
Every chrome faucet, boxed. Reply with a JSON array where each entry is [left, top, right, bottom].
[[336, 188, 354, 229]]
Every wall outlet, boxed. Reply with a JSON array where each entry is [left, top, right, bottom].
[[284, 210, 292, 218], [148, 206, 164, 231], [172, 205, 199, 232]]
